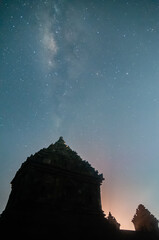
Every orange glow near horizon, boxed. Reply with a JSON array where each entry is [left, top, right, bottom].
[[101, 182, 136, 231], [75, 144, 155, 231], [101, 193, 135, 230]]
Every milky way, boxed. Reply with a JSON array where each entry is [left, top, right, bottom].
[[1, 0, 159, 229]]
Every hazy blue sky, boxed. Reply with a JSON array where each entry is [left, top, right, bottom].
[[1, 0, 159, 229]]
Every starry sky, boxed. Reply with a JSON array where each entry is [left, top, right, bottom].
[[1, 0, 159, 230]]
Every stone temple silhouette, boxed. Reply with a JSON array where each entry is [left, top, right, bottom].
[[0, 137, 116, 239], [1, 137, 159, 239], [4, 137, 104, 216], [132, 204, 159, 232], [107, 212, 120, 230]]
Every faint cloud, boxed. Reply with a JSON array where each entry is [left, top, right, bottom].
[[63, 4, 90, 80], [42, 27, 58, 68], [37, 4, 58, 70], [43, 30, 57, 52], [51, 114, 62, 129], [55, 116, 62, 128]]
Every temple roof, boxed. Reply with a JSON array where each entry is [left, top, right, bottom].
[[27, 137, 104, 181]]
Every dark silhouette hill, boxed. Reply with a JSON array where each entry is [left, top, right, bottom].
[[0, 137, 158, 240]]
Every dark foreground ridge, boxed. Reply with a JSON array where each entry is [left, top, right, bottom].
[[0, 137, 158, 240]]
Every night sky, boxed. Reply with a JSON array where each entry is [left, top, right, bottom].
[[1, 0, 159, 230]]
